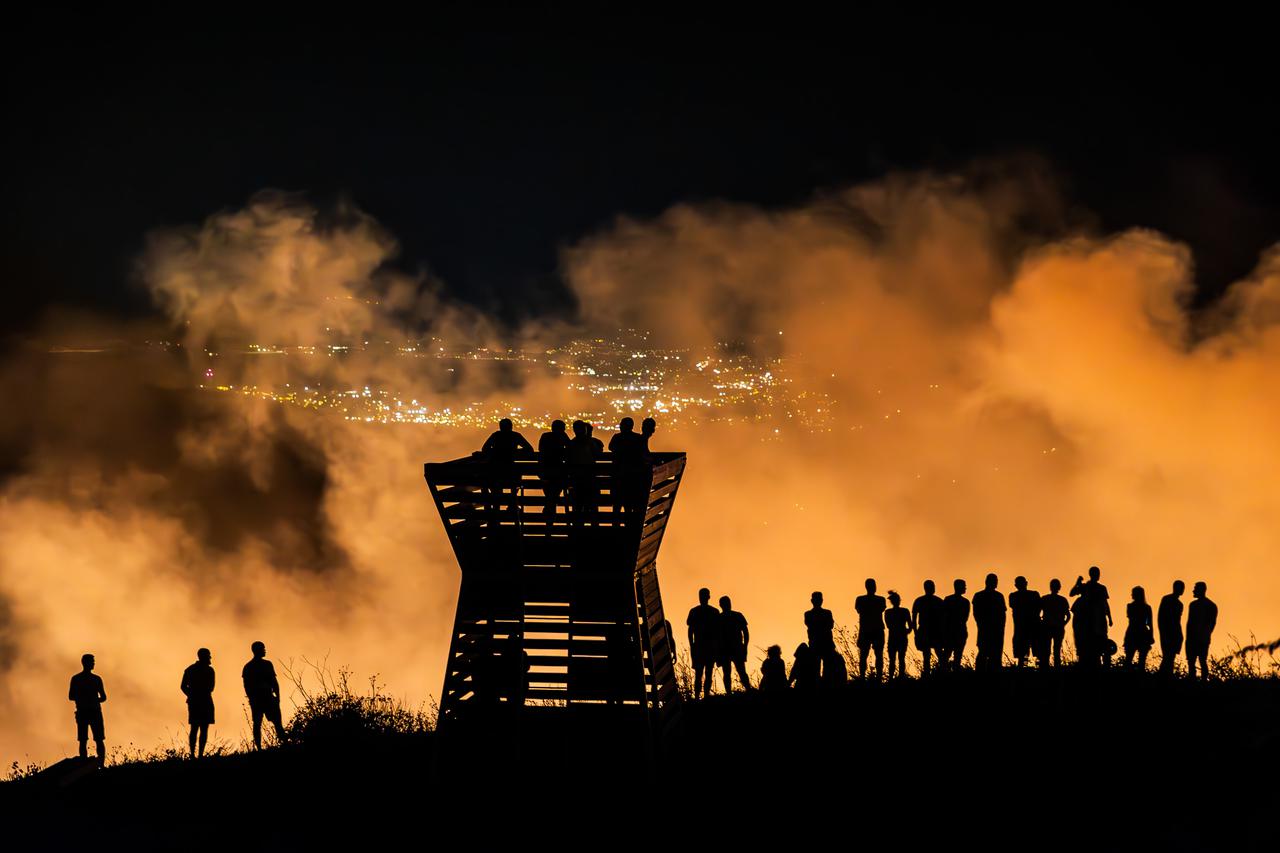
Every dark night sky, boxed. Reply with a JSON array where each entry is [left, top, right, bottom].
[[4, 22, 1279, 335]]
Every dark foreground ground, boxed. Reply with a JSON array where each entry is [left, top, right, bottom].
[[3, 668, 1277, 852]]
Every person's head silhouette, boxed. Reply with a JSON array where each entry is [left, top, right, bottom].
[[985, 573, 998, 590], [197, 648, 211, 664], [698, 587, 710, 605], [1050, 578, 1061, 593], [551, 419, 566, 434], [81, 653, 95, 672], [1131, 586, 1145, 603], [642, 417, 656, 437], [1172, 579, 1185, 596], [1193, 581, 1207, 599], [1014, 576, 1027, 591], [251, 641, 266, 659], [619, 417, 634, 433], [499, 418, 513, 432], [811, 591, 824, 607], [795, 642, 810, 658], [954, 579, 966, 595], [888, 590, 901, 608], [572, 420, 586, 438], [865, 578, 877, 594], [1088, 566, 1101, 581], [924, 579, 935, 595], [766, 644, 782, 660], [719, 595, 732, 612], [586, 423, 595, 436]]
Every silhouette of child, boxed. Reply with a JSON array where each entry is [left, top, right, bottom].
[[789, 643, 819, 691], [760, 645, 788, 692]]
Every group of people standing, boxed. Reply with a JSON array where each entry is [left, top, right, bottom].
[[67, 641, 289, 766], [687, 566, 1221, 696], [479, 416, 658, 522]]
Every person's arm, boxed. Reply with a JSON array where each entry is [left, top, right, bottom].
[[269, 663, 281, 699], [69, 678, 75, 703], [1070, 576, 1085, 597], [1105, 600, 1113, 627], [181, 669, 191, 697], [211, 668, 216, 692], [517, 434, 534, 454], [97, 678, 107, 704], [741, 619, 749, 650]]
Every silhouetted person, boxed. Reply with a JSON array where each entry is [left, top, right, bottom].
[[1185, 581, 1218, 681], [760, 645, 788, 693], [687, 588, 719, 699], [568, 420, 603, 522], [911, 580, 945, 676], [1123, 587, 1154, 670], [481, 418, 533, 512], [942, 579, 971, 671], [537, 419, 570, 515], [242, 641, 287, 750], [804, 591, 836, 679], [855, 578, 887, 680], [717, 595, 751, 692], [1040, 579, 1070, 667], [1008, 576, 1041, 668], [789, 643, 819, 691], [972, 573, 1007, 672], [608, 417, 647, 523], [181, 648, 215, 758], [640, 417, 657, 457], [68, 653, 106, 766], [885, 591, 911, 679], [1070, 566, 1112, 668], [1157, 580, 1185, 676]]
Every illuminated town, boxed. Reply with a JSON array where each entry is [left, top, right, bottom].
[[183, 330, 838, 434]]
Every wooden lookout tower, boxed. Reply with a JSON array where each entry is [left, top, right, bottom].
[[424, 451, 686, 729]]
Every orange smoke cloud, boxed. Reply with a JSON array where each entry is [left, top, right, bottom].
[[2, 175, 1277, 769]]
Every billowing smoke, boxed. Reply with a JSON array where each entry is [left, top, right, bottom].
[[2, 175, 1278, 768]]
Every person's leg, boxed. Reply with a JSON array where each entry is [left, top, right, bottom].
[[873, 644, 884, 680], [721, 662, 731, 694], [189, 724, 198, 757], [1138, 649, 1148, 670], [735, 659, 750, 690], [252, 706, 264, 750], [198, 724, 209, 757], [270, 707, 287, 743], [858, 646, 868, 679], [78, 739, 88, 759]]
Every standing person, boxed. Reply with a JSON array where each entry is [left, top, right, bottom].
[[1040, 579, 1071, 667], [789, 643, 819, 691], [640, 417, 657, 457], [537, 419, 570, 515], [884, 591, 912, 679], [686, 588, 720, 699], [568, 420, 603, 523], [1070, 566, 1112, 668], [1008, 576, 1042, 668], [760, 645, 788, 693], [804, 591, 835, 679], [481, 418, 534, 512], [607, 417, 646, 524], [1157, 580, 1186, 676], [911, 580, 945, 676], [854, 578, 887, 680], [972, 573, 1007, 672], [242, 641, 287, 750], [181, 648, 216, 759], [1123, 587, 1154, 670], [716, 595, 751, 693], [1185, 582, 1218, 681], [68, 653, 107, 766], [942, 580, 971, 671]]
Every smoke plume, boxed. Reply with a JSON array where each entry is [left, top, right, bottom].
[[2, 175, 1278, 768]]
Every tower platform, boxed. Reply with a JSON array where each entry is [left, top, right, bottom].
[[424, 451, 686, 727]]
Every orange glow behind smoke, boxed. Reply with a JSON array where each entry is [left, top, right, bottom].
[[2, 176, 1279, 769]]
